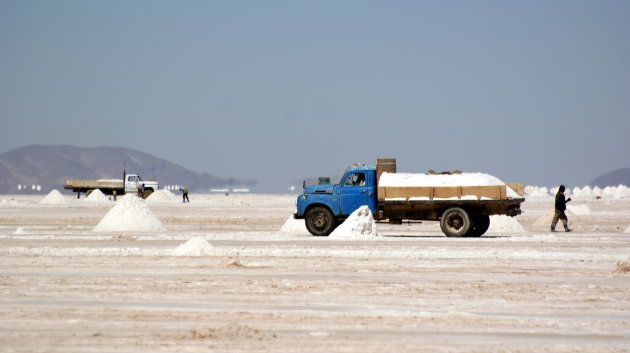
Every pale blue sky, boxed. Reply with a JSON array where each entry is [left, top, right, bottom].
[[1, 0, 629, 192]]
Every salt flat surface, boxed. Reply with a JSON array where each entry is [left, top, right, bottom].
[[1, 193, 629, 352]]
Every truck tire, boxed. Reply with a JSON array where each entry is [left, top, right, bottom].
[[142, 189, 154, 199], [468, 215, 490, 237], [305, 206, 336, 236], [440, 207, 471, 237]]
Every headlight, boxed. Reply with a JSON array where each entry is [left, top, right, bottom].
[[301, 195, 307, 200]]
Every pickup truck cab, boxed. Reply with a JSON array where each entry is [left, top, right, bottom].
[[124, 173, 158, 194]]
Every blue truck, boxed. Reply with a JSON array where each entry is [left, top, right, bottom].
[[294, 159, 524, 237]]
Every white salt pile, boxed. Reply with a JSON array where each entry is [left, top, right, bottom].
[[39, 189, 67, 205], [624, 225, 630, 234], [380, 172, 520, 198], [146, 189, 178, 203], [525, 184, 630, 200], [329, 206, 378, 239], [567, 204, 592, 216], [279, 216, 310, 236], [14, 227, 26, 235], [171, 237, 214, 256], [93, 194, 166, 232], [525, 186, 550, 198], [487, 215, 527, 234], [1, 198, 26, 207], [85, 189, 109, 202]]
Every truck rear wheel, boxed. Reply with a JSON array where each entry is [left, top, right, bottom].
[[142, 189, 154, 199], [305, 206, 336, 236], [468, 215, 490, 237], [440, 207, 471, 237]]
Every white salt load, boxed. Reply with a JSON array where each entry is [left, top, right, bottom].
[[279, 216, 310, 236], [85, 189, 110, 202], [379, 172, 520, 198], [146, 189, 178, 203], [329, 206, 378, 239], [93, 194, 166, 232], [171, 237, 214, 256], [487, 215, 526, 234], [39, 189, 67, 205]]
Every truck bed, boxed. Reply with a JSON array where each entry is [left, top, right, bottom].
[[378, 197, 525, 221], [64, 180, 123, 189]]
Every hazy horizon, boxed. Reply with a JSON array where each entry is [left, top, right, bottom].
[[2, 1, 629, 192]]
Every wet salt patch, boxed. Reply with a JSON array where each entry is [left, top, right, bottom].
[[279, 216, 310, 236], [1, 198, 29, 207], [146, 189, 178, 203], [39, 189, 67, 205], [567, 204, 592, 216], [171, 237, 214, 256], [532, 209, 577, 229], [85, 189, 110, 202], [93, 194, 165, 232], [330, 206, 378, 239], [488, 215, 526, 234]]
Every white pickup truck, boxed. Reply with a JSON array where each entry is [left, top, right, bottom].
[[63, 172, 159, 199]]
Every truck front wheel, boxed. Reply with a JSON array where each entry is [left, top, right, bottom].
[[440, 207, 471, 237], [305, 207, 336, 236]]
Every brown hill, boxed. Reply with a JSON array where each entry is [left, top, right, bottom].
[[591, 168, 630, 188], [0, 145, 255, 194]]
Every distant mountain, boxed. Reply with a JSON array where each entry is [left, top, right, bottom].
[[591, 168, 630, 188], [0, 145, 255, 194]]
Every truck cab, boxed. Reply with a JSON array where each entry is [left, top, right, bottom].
[[295, 166, 377, 235], [123, 173, 159, 195]]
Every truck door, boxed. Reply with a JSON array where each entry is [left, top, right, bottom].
[[125, 175, 139, 193], [340, 171, 377, 216]]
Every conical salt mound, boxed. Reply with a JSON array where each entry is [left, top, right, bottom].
[[146, 189, 178, 203], [93, 194, 165, 232], [279, 216, 310, 236], [39, 189, 67, 205], [488, 215, 526, 233], [171, 237, 214, 256], [85, 189, 109, 202], [330, 206, 378, 239]]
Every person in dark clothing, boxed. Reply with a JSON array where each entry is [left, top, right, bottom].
[[551, 185, 572, 232], [179, 187, 189, 203]]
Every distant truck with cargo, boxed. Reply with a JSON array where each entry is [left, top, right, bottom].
[[294, 159, 525, 237], [63, 172, 159, 199]]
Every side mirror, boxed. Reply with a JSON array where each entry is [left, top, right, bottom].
[[302, 180, 306, 190]]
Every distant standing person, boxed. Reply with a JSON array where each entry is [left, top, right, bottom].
[[180, 187, 189, 203], [551, 185, 572, 232]]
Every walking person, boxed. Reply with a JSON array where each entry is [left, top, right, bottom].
[[551, 185, 572, 232], [179, 187, 189, 203]]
